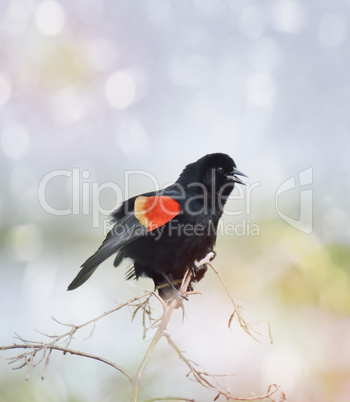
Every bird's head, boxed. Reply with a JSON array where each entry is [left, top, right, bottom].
[[178, 153, 246, 192]]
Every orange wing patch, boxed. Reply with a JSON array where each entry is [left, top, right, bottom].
[[134, 196, 181, 231]]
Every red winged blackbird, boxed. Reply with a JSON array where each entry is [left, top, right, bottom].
[[68, 153, 245, 301]]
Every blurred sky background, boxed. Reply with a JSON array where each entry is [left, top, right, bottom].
[[1, 0, 350, 401]]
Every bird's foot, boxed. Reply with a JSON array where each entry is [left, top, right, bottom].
[[194, 251, 216, 268], [169, 287, 188, 310], [190, 251, 215, 282], [160, 274, 188, 309]]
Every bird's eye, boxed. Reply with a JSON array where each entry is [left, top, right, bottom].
[[217, 167, 224, 174]]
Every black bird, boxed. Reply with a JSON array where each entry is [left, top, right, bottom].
[[68, 153, 246, 301]]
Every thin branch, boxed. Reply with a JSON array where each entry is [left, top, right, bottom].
[[213, 383, 287, 401], [145, 398, 196, 402], [53, 291, 154, 348], [0, 292, 153, 382], [165, 333, 222, 391], [157, 333, 286, 402], [131, 269, 194, 402], [0, 344, 132, 382], [207, 261, 273, 344], [0, 254, 284, 401]]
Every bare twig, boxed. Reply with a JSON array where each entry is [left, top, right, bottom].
[[145, 398, 196, 402], [1, 343, 132, 382], [212, 383, 287, 401], [165, 332, 230, 392], [0, 254, 284, 401], [0, 291, 153, 381], [131, 269, 194, 402], [207, 261, 273, 344]]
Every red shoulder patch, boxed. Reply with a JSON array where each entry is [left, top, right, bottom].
[[134, 196, 181, 231]]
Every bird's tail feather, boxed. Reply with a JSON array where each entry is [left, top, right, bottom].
[[67, 216, 147, 291], [67, 242, 117, 290]]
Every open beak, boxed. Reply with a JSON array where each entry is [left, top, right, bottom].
[[227, 168, 247, 185]]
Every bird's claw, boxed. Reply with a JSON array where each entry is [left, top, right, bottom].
[[194, 251, 216, 268], [167, 287, 188, 310]]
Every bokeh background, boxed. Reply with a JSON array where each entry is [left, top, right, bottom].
[[1, 0, 350, 401]]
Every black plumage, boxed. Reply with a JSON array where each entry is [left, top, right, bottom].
[[68, 153, 245, 301]]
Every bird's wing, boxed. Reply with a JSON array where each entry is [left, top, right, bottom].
[[134, 194, 181, 231], [67, 213, 146, 290], [67, 194, 181, 290]]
